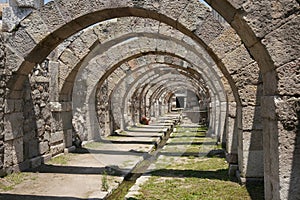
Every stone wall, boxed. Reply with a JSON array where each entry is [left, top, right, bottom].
[[0, 1, 299, 199], [0, 33, 6, 176]]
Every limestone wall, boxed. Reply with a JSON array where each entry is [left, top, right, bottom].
[[0, 33, 6, 176], [0, 1, 298, 199]]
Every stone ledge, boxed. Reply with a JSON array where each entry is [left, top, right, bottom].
[[64, 146, 76, 154], [29, 156, 42, 169], [228, 164, 238, 177], [236, 170, 264, 185]]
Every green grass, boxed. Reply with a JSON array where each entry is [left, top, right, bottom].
[[136, 157, 263, 200], [47, 154, 72, 165], [0, 172, 29, 191], [83, 142, 103, 149], [133, 123, 264, 200], [102, 171, 109, 191]]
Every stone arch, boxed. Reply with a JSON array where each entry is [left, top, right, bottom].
[[108, 62, 211, 132], [72, 36, 226, 141], [42, 16, 234, 161], [28, 15, 237, 159], [2, 1, 298, 198], [125, 73, 203, 125]]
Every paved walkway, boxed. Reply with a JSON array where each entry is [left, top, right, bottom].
[[0, 113, 180, 200]]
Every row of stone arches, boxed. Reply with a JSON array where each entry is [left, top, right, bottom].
[[0, 0, 299, 199]]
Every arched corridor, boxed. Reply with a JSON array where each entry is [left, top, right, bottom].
[[0, 0, 299, 199]]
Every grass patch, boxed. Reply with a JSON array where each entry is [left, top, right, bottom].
[[136, 176, 254, 200], [83, 142, 103, 149], [134, 123, 264, 200], [136, 157, 263, 200], [101, 171, 109, 191], [0, 172, 28, 191], [47, 154, 72, 165]]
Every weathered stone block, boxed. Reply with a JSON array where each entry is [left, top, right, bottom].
[[242, 106, 262, 131], [21, 10, 49, 43], [4, 138, 23, 167], [7, 27, 36, 57], [9, 0, 43, 9], [55, 0, 93, 22], [177, 0, 210, 32], [222, 45, 254, 75], [39, 141, 49, 155], [263, 15, 299, 67], [5, 47, 25, 73], [241, 0, 299, 38], [241, 150, 264, 178], [4, 99, 15, 114], [50, 143, 64, 156], [2, 6, 32, 32], [50, 131, 64, 145], [13, 138, 23, 165], [275, 96, 299, 132], [277, 59, 300, 96], [209, 27, 241, 59], [80, 28, 98, 48], [238, 84, 262, 106], [68, 37, 90, 60], [25, 140, 39, 158], [65, 129, 73, 148], [38, 1, 66, 33], [4, 112, 24, 141], [59, 48, 80, 68], [41, 153, 51, 163], [242, 131, 263, 151], [30, 156, 41, 168], [14, 100, 23, 112], [194, 14, 224, 44], [49, 61, 59, 102], [232, 62, 261, 88], [60, 111, 73, 130], [158, 0, 189, 26]]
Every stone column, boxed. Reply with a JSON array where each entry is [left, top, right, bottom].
[[207, 96, 216, 137], [219, 101, 228, 146]]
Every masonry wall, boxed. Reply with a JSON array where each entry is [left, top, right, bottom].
[[0, 33, 6, 176], [0, 1, 299, 199]]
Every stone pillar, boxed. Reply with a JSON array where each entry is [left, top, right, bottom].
[[158, 100, 162, 116], [2, 0, 44, 32], [50, 102, 73, 155], [215, 100, 221, 140], [262, 95, 300, 200], [207, 96, 216, 137], [237, 105, 264, 180], [226, 102, 240, 170], [219, 101, 227, 145], [48, 61, 59, 102]]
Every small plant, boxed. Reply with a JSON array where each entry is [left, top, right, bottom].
[[101, 171, 109, 191]]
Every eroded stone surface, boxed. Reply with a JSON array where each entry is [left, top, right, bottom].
[[0, 1, 299, 200]]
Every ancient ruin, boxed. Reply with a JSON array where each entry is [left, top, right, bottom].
[[0, 0, 299, 199]]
